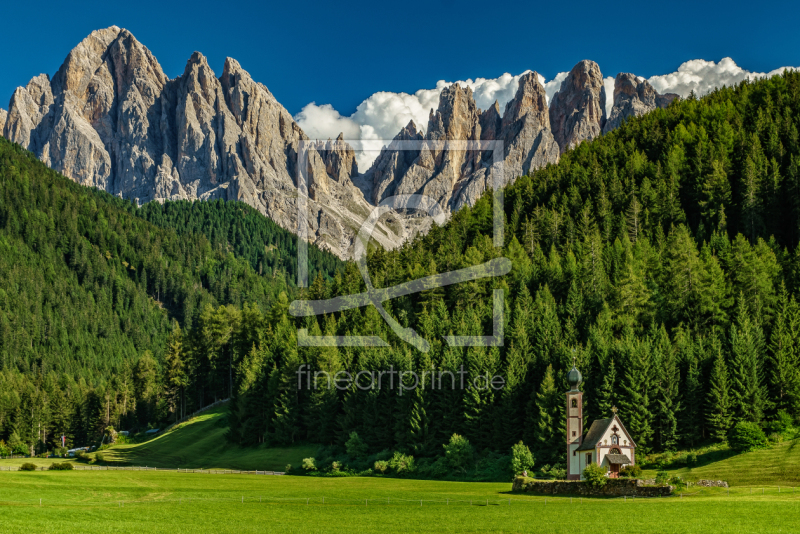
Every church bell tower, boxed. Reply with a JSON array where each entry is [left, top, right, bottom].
[[566, 365, 583, 480]]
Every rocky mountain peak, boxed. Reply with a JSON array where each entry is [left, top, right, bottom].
[[400, 119, 420, 138], [549, 59, 606, 153], [491, 71, 559, 191], [427, 83, 480, 143], [366, 74, 561, 214], [1, 26, 405, 260], [317, 133, 358, 184], [2, 74, 53, 152], [362, 118, 425, 204], [602, 73, 679, 133], [479, 101, 502, 142], [502, 71, 549, 129]]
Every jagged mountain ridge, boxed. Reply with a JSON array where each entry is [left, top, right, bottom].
[[359, 61, 678, 214], [0, 27, 411, 260], [361, 71, 561, 213], [0, 27, 678, 259]]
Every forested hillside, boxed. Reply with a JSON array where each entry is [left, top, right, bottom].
[[136, 199, 344, 285], [0, 138, 332, 454], [219, 71, 800, 467]]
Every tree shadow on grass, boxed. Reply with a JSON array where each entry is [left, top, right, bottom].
[[690, 448, 739, 469]]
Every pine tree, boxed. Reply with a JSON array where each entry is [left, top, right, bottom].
[[595, 358, 617, 418], [699, 159, 732, 233], [706, 344, 733, 441], [741, 155, 765, 243], [163, 320, 187, 421], [610, 241, 652, 332], [678, 335, 704, 447], [652, 326, 680, 451], [495, 343, 527, 449], [618, 337, 653, 453], [729, 297, 767, 424], [767, 288, 800, 412], [533, 365, 564, 465]]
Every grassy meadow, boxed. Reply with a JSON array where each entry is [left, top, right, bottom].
[[98, 406, 315, 471], [1, 469, 800, 534], [641, 438, 800, 487], [4, 407, 800, 532]]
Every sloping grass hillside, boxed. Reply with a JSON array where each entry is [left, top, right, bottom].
[[101, 406, 315, 471], [644, 438, 800, 486]]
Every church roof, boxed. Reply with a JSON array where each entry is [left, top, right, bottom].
[[576, 415, 637, 450], [576, 418, 614, 451], [606, 453, 632, 465]]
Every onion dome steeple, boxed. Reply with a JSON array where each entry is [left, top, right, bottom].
[[567, 365, 582, 391]]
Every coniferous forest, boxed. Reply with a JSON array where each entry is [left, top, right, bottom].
[[2, 71, 800, 472]]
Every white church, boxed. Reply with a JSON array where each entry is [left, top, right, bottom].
[[565, 365, 637, 480]]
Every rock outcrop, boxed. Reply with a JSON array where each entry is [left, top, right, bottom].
[[496, 72, 560, 184], [364, 71, 560, 213], [603, 73, 678, 133], [362, 120, 424, 204], [549, 60, 607, 153], [1, 27, 409, 259], [0, 109, 7, 138], [364, 83, 485, 211], [318, 133, 358, 184]]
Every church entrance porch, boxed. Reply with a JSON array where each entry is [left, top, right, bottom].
[[604, 449, 632, 478], [609, 463, 620, 478]]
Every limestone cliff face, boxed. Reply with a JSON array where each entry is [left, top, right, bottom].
[[0, 109, 6, 135], [602, 73, 679, 133], [1, 27, 403, 259], [496, 72, 560, 184], [549, 60, 607, 153], [365, 72, 560, 213], [364, 120, 424, 204], [318, 133, 358, 185]]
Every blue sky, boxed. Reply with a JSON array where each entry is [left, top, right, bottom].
[[1, 0, 798, 116]]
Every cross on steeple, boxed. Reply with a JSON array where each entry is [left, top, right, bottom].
[[611, 405, 618, 415]]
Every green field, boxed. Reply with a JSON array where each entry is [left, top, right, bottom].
[[641, 438, 800, 487], [4, 409, 800, 532], [98, 406, 315, 471], [1, 469, 800, 534]]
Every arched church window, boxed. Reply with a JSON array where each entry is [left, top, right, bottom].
[[609, 447, 621, 454], [611, 435, 618, 445], [571, 399, 577, 408]]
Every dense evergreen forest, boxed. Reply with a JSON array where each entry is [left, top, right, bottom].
[[0, 139, 335, 454], [2, 71, 800, 469], [136, 199, 343, 285]]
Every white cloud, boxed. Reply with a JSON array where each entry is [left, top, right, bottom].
[[647, 57, 798, 98], [544, 71, 568, 105], [296, 71, 565, 170], [293, 103, 362, 142], [296, 58, 800, 171], [603, 76, 615, 118]]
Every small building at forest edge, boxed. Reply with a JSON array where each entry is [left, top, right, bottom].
[[566, 366, 637, 480]]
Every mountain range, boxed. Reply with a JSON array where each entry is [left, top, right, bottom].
[[0, 27, 678, 259]]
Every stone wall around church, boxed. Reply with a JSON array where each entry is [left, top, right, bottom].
[[512, 477, 674, 497]]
